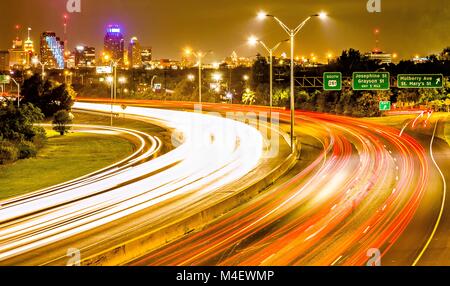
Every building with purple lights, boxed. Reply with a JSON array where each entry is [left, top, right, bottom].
[[104, 25, 125, 65]]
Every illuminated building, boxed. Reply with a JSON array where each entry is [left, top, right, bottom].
[[224, 51, 253, 68], [141, 47, 152, 67], [0, 51, 9, 71], [128, 37, 142, 68], [9, 38, 27, 70], [23, 28, 35, 67], [75, 45, 96, 68], [104, 25, 125, 64], [365, 50, 392, 65], [40, 31, 65, 69]]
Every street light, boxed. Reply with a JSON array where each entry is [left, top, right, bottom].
[[258, 11, 327, 153], [32, 57, 46, 81], [187, 49, 212, 104], [248, 36, 288, 120], [108, 60, 119, 126], [187, 74, 195, 81], [118, 76, 127, 84], [7, 76, 21, 108], [212, 72, 223, 82]]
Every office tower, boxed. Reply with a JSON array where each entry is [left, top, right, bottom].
[[128, 37, 142, 68], [40, 31, 65, 69], [104, 25, 125, 64]]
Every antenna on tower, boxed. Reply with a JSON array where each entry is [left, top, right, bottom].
[[27, 27, 31, 40], [63, 14, 68, 48], [373, 28, 380, 53], [15, 24, 20, 40]]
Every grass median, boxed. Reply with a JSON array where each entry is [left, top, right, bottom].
[[0, 131, 134, 201]]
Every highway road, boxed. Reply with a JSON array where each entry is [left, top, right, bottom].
[[1, 99, 447, 266], [131, 104, 435, 266], [0, 102, 289, 265]]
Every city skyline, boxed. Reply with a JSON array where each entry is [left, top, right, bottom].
[[0, 0, 449, 62]]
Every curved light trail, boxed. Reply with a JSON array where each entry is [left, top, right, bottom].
[[0, 103, 265, 264], [132, 107, 430, 266]]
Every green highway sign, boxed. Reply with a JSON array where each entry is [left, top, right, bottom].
[[0, 75, 10, 84], [379, 101, 391, 111], [323, 72, 342, 91], [398, 74, 444, 88], [353, 72, 390, 90]]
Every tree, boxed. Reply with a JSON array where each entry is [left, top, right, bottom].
[[173, 79, 196, 101], [444, 98, 450, 112], [21, 75, 76, 117], [353, 92, 381, 117], [0, 102, 45, 164], [273, 88, 289, 107], [0, 102, 44, 142], [333, 49, 380, 75], [52, 110, 74, 136], [242, 89, 256, 105]]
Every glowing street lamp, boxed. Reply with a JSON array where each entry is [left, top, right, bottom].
[[118, 76, 127, 84], [188, 49, 212, 104], [258, 11, 328, 153], [212, 72, 223, 82], [248, 36, 288, 119], [187, 74, 195, 81], [4, 75, 20, 108], [32, 56, 46, 81]]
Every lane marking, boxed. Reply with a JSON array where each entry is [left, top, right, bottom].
[[413, 119, 447, 266]]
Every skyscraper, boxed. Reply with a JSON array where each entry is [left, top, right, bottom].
[[104, 25, 124, 64], [40, 31, 65, 69], [23, 28, 35, 67], [128, 37, 142, 68]]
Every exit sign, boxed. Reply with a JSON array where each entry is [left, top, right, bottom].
[[323, 72, 342, 91], [379, 101, 391, 111]]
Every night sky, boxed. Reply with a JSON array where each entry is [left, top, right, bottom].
[[0, 0, 449, 62]]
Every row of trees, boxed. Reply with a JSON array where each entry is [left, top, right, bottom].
[[0, 74, 75, 165]]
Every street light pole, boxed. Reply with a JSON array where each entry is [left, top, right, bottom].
[[198, 54, 202, 103], [109, 60, 119, 126], [249, 37, 288, 120], [191, 50, 212, 104], [32, 57, 46, 81], [10, 77, 20, 108], [260, 12, 326, 152]]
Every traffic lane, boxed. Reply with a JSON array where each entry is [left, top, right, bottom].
[[412, 130, 450, 265], [382, 127, 445, 266], [131, 113, 428, 266], [131, 121, 332, 266]]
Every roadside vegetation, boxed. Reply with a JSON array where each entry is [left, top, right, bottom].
[[0, 74, 75, 165], [0, 131, 134, 200]]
